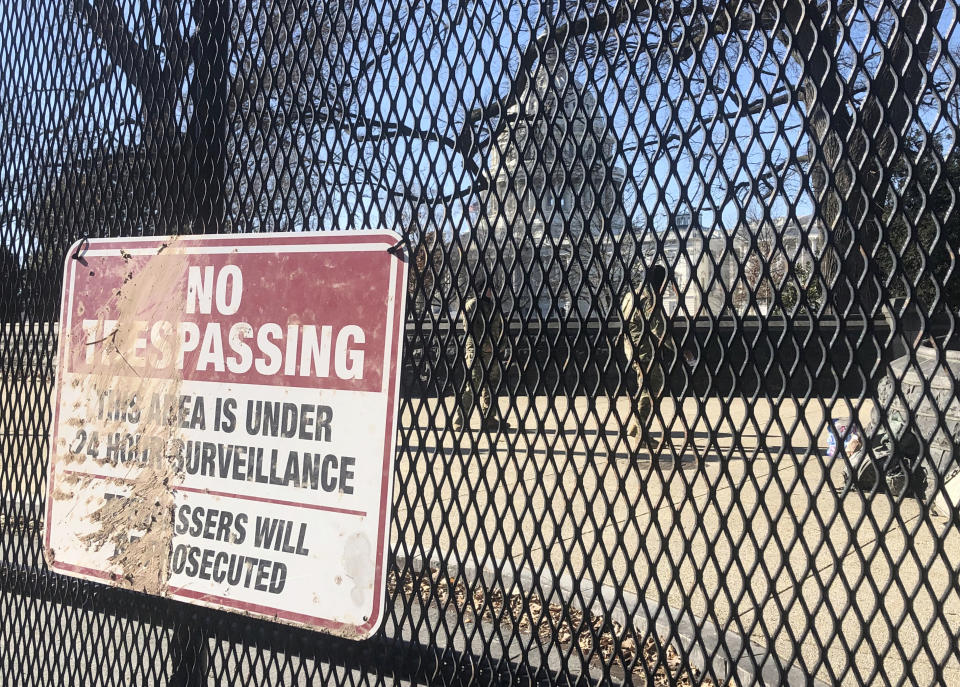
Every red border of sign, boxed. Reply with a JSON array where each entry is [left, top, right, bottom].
[[43, 230, 407, 639]]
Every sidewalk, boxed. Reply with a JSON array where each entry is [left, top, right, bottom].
[[9, 379, 957, 684], [396, 395, 960, 686]]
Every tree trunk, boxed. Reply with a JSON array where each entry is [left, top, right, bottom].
[[786, 0, 945, 319], [186, 0, 231, 235]]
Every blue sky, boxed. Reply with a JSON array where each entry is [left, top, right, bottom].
[[2, 0, 958, 254], [327, 0, 960, 242]]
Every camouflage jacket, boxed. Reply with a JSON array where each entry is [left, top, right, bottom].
[[620, 287, 669, 362], [462, 295, 508, 359]]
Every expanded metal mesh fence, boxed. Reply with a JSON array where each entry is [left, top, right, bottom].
[[3, 0, 960, 685]]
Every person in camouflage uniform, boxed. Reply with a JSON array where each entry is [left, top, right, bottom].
[[621, 265, 670, 451], [454, 275, 509, 432]]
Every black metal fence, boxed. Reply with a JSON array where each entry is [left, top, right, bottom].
[[3, 0, 960, 685]]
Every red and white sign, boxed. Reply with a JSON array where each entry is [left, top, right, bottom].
[[44, 231, 407, 639]]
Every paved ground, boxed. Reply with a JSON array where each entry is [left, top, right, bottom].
[[394, 396, 960, 686], [7, 379, 959, 684]]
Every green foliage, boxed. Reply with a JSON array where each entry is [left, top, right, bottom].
[[781, 262, 824, 315], [0, 245, 20, 321], [880, 140, 960, 316]]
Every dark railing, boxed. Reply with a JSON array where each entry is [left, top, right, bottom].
[[3, 0, 960, 685]]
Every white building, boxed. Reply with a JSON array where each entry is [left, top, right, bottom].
[[476, 47, 630, 318], [639, 213, 721, 317], [639, 213, 825, 317], [731, 215, 826, 315]]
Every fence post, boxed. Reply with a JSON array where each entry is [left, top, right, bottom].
[[169, 627, 208, 687]]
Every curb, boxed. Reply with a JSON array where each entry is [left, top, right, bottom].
[[393, 553, 830, 686]]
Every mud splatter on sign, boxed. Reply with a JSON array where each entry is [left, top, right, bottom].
[[44, 232, 407, 639]]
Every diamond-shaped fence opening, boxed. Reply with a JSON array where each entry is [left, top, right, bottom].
[[2, 0, 960, 685]]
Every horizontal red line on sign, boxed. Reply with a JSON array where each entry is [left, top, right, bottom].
[[60, 469, 366, 517], [166, 585, 363, 632], [174, 485, 367, 517]]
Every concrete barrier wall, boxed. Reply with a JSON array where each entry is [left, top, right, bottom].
[[1, 317, 939, 399], [400, 316, 923, 399]]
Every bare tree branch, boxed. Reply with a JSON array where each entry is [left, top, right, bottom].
[[336, 0, 656, 204], [733, 154, 809, 200], [372, 172, 489, 205], [625, 86, 791, 153], [139, 0, 152, 47], [467, 0, 653, 126], [55, 65, 120, 141], [157, 0, 182, 55], [69, 0, 167, 97]]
